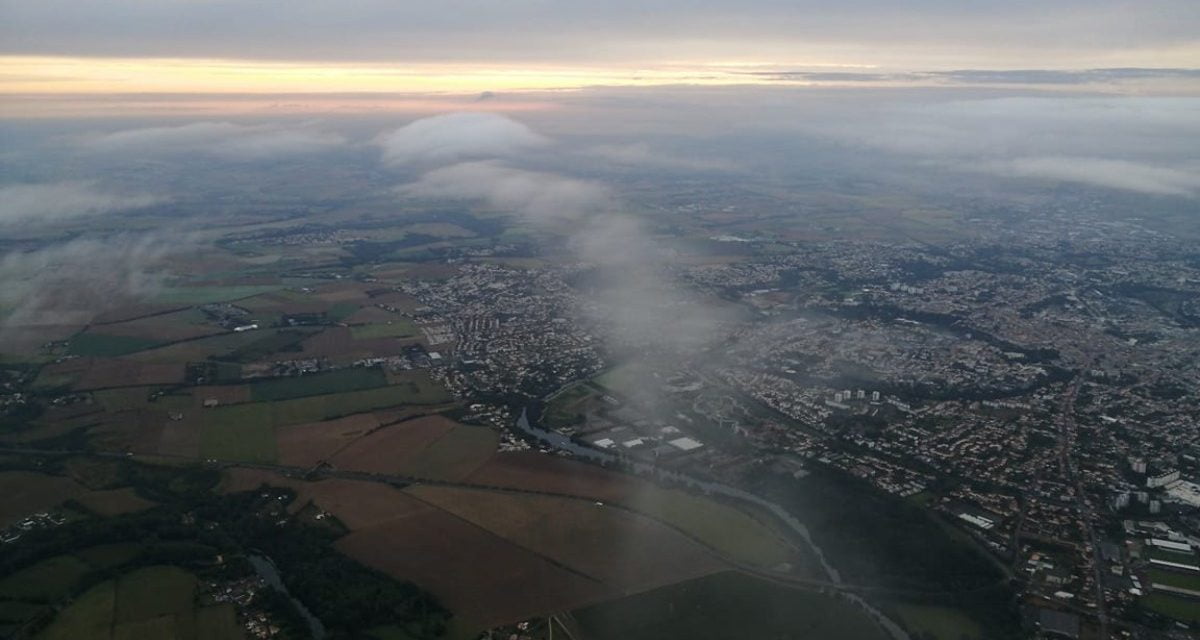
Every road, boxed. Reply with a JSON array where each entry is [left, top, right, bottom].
[[1055, 375, 1108, 640]]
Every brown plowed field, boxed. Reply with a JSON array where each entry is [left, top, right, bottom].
[[75, 488, 156, 516], [298, 327, 414, 361], [275, 413, 381, 468], [189, 385, 252, 407], [327, 415, 457, 474], [74, 360, 185, 390], [219, 469, 426, 530], [0, 471, 85, 527], [336, 506, 610, 629], [157, 414, 202, 458], [95, 314, 223, 343], [467, 451, 645, 503]]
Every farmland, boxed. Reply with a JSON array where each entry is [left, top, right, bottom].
[[393, 423, 498, 481], [37, 581, 116, 640], [114, 565, 196, 624], [405, 486, 723, 591], [275, 413, 382, 467], [74, 488, 157, 517], [249, 367, 388, 402], [35, 565, 213, 640], [627, 487, 795, 568], [0, 555, 91, 602], [573, 570, 888, 640], [199, 403, 276, 462], [350, 318, 420, 340], [542, 382, 596, 428], [0, 471, 85, 527], [335, 504, 610, 631], [329, 415, 459, 474], [888, 602, 983, 640], [67, 333, 163, 357], [465, 452, 796, 568], [151, 284, 283, 305], [269, 376, 451, 425]]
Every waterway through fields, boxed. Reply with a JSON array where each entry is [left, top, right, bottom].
[[515, 408, 911, 640]]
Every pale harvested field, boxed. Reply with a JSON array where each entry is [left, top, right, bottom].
[[407, 485, 723, 592]]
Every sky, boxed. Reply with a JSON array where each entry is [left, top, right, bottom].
[[0, 0, 1198, 115]]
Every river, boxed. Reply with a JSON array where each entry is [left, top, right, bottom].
[[248, 554, 327, 640], [515, 408, 911, 640]]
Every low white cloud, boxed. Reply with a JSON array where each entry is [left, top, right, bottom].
[[376, 112, 548, 166], [983, 156, 1200, 196], [0, 181, 163, 225], [85, 122, 346, 159], [0, 234, 174, 327], [392, 112, 728, 358], [400, 161, 608, 222]]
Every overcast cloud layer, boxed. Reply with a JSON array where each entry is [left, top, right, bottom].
[[1, 0, 1198, 69]]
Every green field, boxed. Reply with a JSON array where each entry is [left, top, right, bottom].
[[270, 375, 451, 425], [0, 600, 45, 622], [196, 604, 245, 640], [890, 602, 983, 640], [114, 566, 196, 624], [222, 329, 318, 364], [199, 375, 450, 460], [542, 382, 595, 428], [38, 580, 116, 640], [1147, 568, 1200, 592], [328, 302, 361, 322], [250, 367, 388, 402], [0, 555, 91, 602], [125, 331, 272, 364], [200, 403, 276, 462], [592, 363, 651, 398], [68, 333, 162, 357], [631, 487, 794, 568], [574, 570, 887, 640], [152, 285, 283, 305], [37, 566, 209, 640], [93, 387, 159, 412], [1141, 592, 1200, 623], [350, 319, 419, 340], [368, 624, 426, 640], [75, 544, 143, 571]]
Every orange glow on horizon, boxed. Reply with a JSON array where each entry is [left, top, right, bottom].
[[0, 56, 827, 95]]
